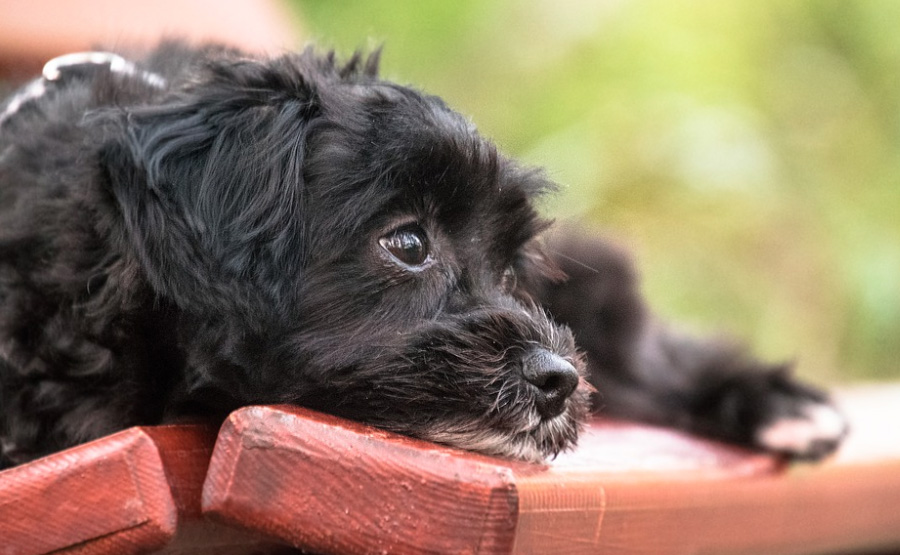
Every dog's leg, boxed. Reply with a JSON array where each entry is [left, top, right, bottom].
[[540, 233, 847, 460]]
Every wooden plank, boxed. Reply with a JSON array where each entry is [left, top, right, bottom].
[[202, 406, 524, 554], [201, 386, 900, 555], [550, 463, 900, 555], [0, 425, 214, 555], [199, 409, 775, 554], [3, 385, 897, 554], [137, 426, 292, 555], [513, 389, 900, 555], [0, 423, 298, 555]]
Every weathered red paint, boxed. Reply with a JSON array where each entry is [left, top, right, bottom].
[[200, 406, 779, 555], [201, 389, 900, 555], [0, 425, 214, 555], [3, 386, 899, 554]]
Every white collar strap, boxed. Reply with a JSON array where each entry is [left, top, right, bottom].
[[42, 51, 167, 89], [1, 52, 168, 127]]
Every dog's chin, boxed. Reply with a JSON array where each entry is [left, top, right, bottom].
[[415, 404, 586, 463]]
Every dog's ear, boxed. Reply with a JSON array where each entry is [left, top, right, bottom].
[[97, 71, 319, 318], [509, 238, 566, 303]]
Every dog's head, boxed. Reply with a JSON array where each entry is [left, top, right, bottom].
[[100, 47, 590, 461]]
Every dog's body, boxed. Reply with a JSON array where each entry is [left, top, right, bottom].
[[0, 44, 846, 469]]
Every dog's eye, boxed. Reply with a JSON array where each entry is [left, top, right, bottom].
[[380, 224, 430, 267]]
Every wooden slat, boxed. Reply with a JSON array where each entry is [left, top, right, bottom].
[[3, 385, 897, 554], [0, 425, 214, 555], [513, 391, 900, 555], [512, 387, 900, 554], [201, 386, 900, 555], [138, 426, 292, 555], [0, 423, 299, 555], [202, 406, 525, 554]]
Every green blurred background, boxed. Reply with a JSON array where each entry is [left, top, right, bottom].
[[291, 1, 899, 382]]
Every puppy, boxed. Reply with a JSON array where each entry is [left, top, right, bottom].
[[0, 43, 846, 468]]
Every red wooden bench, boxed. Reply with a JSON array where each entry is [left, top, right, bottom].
[[1, 385, 898, 554]]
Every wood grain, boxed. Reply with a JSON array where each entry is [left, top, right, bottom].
[[0, 425, 214, 555], [203, 405, 525, 554], [3, 386, 898, 554], [0, 423, 297, 555], [202, 387, 900, 555]]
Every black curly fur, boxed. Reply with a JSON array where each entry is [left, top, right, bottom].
[[0, 43, 845, 468]]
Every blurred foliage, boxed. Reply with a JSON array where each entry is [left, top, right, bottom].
[[289, 0, 900, 381]]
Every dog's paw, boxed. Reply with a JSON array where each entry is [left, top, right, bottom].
[[753, 389, 848, 461], [697, 366, 849, 461], [755, 400, 848, 460]]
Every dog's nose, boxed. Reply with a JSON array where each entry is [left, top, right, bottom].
[[522, 349, 580, 418]]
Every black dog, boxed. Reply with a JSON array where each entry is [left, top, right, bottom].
[[0, 43, 846, 469]]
